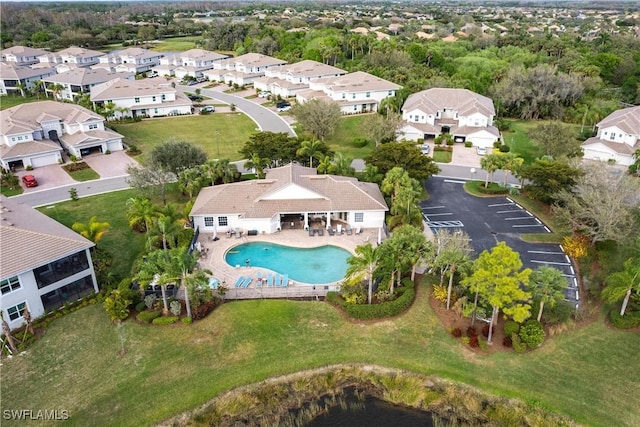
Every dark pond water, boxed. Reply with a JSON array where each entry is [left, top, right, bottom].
[[304, 391, 435, 427]]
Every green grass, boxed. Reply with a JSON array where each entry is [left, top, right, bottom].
[[0, 184, 23, 197], [150, 36, 200, 52], [109, 114, 258, 162], [502, 119, 543, 164], [0, 94, 43, 110], [297, 115, 375, 160], [432, 149, 452, 163], [2, 284, 639, 427], [65, 168, 100, 182]]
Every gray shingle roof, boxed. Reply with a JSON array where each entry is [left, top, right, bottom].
[[403, 88, 495, 117], [1, 101, 103, 136], [0, 196, 94, 279], [597, 106, 640, 136]]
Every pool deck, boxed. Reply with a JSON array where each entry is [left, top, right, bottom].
[[194, 227, 382, 299]]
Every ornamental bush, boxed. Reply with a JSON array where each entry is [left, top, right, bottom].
[[152, 316, 178, 325], [136, 310, 161, 323], [512, 333, 526, 353], [466, 326, 478, 338], [451, 327, 462, 338], [503, 320, 520, 338], [327, 285, 415, 320], [609, 309, 640, 329], [519, 320, 546, 348]]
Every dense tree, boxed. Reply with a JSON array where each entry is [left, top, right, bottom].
[[149, 140, 207, 175], [359, 164, 384, 185], [480, 154, 502, 187], [553, 164, 640, 245], [366, 142, 440, 182], [528, 121, 582, 158], [462, 241, 532, 344], [126, 164, 176, 205], [201, 159, 237, 186], [359, 112, 404, 146], [602, 258, 640, 317], [377, 225, 429, 295], [330, 152, 355, 176], [177, 168, 206, 198], [292, 99, 342, 141], [527, 266, 567, 322], [518, 158, 582, 204], [239, 132, 300, 167], [126, 197, 157, 233]]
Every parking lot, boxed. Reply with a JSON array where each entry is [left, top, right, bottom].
[[422, 177, 579, 305]]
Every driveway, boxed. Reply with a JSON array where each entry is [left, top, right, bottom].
[[82, 150, 140, 178], [422, 177, 579, 305]]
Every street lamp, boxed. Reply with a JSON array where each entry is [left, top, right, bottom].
[[470, 167, 476, 181]]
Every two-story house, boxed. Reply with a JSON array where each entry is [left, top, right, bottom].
[[202, 53, 287, 86], [92, 47, 164, 74], [253, 60, 347, 98], [399, 88, 500, 147], [90, 78, 192, 119], [1, 46, 49, 65], [37, 46, 105, 72], [152, 48, 228, 80], [295, 71, 401, 114], [42, 68, 134, 102], [0, 196, 99, 331], [0, 101, 124, 170], [0, 62, 56, 96], [581, 106, 640, 166]]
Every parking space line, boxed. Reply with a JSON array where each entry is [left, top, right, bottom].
[[531, 260, 572, 266], [528, 250, 566, 254], [496, 209, 523, 213], [535, 218, 542, 224], [526, 211, 533, 216], [505, 217, 535, 221], [565, 255, 571, 263], [422, 206, 446, 209], [444, 179, 466, 184], [487, 202, 514, 207], [512, 224, 545, 228], [569, 265, 575, 275], [506, 197, 513, 203], [543, 226, 550, 232], [425, 213, 453, 217]]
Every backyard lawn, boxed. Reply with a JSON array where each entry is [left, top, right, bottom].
[[294, 115, 375, 160], [109, 113, 258, 162], [2, 283, 638, 427]]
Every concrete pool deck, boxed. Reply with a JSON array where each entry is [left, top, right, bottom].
[[194, 227, 382, 299]]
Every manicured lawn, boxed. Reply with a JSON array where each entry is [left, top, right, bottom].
[[0, 94, 43, 110], [109, 114, 258, 162], [2, 283, 638, 427], [0, 184, 23, 197], [65, 168, 100, 182], [432, 149, 452, 163], [150, 36, 200, 52], [502, 119, 543, 164], [295, 115, 375, 160]]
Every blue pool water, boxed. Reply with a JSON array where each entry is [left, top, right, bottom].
[[225, 242, 351, 284]]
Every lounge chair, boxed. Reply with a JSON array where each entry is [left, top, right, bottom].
[[256, 272, 263, 287], [337, 224, 343, 234], [282, 274, 289, 288], [318, 228, 324, 236], [327, 227, 335, 236], [267, 273, 274, 287], [346, 225, 353, 235], [277, 274, 283, 287], [242, 277, 252, 288], [355, 226, 362, 234], [309, 228, 315, 236], [235, 276, 245, 287]]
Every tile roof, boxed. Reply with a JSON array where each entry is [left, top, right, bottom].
[[60, 128, 123, 147], [0, 63, 56, 80], [314, 71, 401, 93], [0, 139, 61, 159], [220, 53, 287, 69], [403, 88, 495, 117], [597, 106, 640, 136], [190, 163, 388, 219], [43, 68, 133, 86], [1, 101, 103, 136], [90, 78, 175, 101], [0, 196, 94, 279], [1, 46, 49, 59], [268, 60, 346, 78], [581, 136, 639, 156]]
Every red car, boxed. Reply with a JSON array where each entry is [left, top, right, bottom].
[[22, 174, 38, 187]]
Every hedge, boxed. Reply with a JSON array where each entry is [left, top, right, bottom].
[[326, 284, 415, 320], [152, 316, 179, 325], [609, 309, 640, 329], [136, 310, 161, 323]]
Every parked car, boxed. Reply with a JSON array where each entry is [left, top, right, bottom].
[[22, 174, 38, 187], [276, 101, 292, 112], [476, 146, 487, 156], [420, 144, 430, 154], [201, 106, 215, 113], [258, 91, 271, 98]]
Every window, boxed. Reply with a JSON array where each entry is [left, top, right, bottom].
[[366, 92, 370, 98], [218, 216, 228, 226], [204, 217, 214, 227], [352, 93, 356, 99], [1, 276, 21, 294], [342, 93, 346, 99], [161, 94, 166, 101], [354, 212, 364, 223], [154, 108, 158, 114], [134, 97, 140, 103], [88, 124, 98, 130], [152, 96, 156, 101], [7, 302, 26, 321], [388, 90, 393, 96]]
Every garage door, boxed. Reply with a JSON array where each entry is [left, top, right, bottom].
[[30, 154, 59, 167], [107, 141, 123, 152]]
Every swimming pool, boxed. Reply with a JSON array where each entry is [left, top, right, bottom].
[[225, 242, 351, 284]]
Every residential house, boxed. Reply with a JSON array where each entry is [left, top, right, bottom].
[[202, 53, 287, 86], [92, 47, 164, 74], [399, 88, 500, 147], [581, 106, 640, 166], [253, 60, 346, 98], [90, 78, 193, 119], [296, 71, 401, 115], [0, 101, 123, 170], [37, 46, 105, 72], [0, 196, 99, 331], [190, 163, 388, 235], [42, 68, 134, 102], [152, 48, 228, 79], [0, 62, 56, 96], [1, 46, 49, 65]]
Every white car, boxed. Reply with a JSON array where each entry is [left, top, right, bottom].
[[420, 144, 430, 154], [258, 91, 271, 98], [476, 146, 487, 156]]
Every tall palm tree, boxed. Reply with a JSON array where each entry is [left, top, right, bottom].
[[72, 216, 110, 250], [331, 152, 355, 176], [202, 159, 237, 186], [178, 168, 205, 198], [244, 153, 270, 178], [296, 140, 324, 168], [126, 198, 158, 233], [346, 243, 379, 305], [527, 266, 567, 321], [165, 247, 211, 319], [434, 229, 473, 310], [602, 258, 640, 316]]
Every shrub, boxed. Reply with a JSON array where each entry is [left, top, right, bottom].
[[609, 309, 640, 329], [26, 165, 33, 171], [103, 290, 131, 321], [351, 137, 370, 148], [502, 336, 513, 348], [152, 316, 178, 325], [182, 317, 193, 324], [477, 182, 508, 195], [451, 327, 462, 338], [540, 300, 575, 324], [466, 326, 477, 338], [136, 310, 161, 323], [432, 284, 448, 303], [169, 300, 182, 316], [504, 320, 520, 338], [144, 294, 156, 310], [493, 140, 502, 148], [481, 324, 490, 337], [478, 337, 489, 351], [192, 300, 216, 320], [499, 144, 511, 152], [519, 320, 545, 348], [464, 141, 473, 148], [105, 149, 111, 155], [135, 301, 146, 312], [326, 285, 415, 320], [512, 333, 526, 353], [469, 336, 479, 348]]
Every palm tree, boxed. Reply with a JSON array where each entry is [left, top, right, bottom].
[[346, 243, 379, 305], [115, 106, 130, 119], [150, 205, 189, 250], [331, 152, 355, 176], [360, 164, 383, 184], [126, 198, 157, 233], [527, 266, 567, 321], [480, 154, 501, 187], [316, 155, 332, 174], [72, 216, 110, 250], [296, 140, 324, 168], [178, 168, 204, 198], [602, 258, 640, 316], [15, 81, 27, 97], [166, 247, 211, 319], [502, 154, 523, 187], [202, 159, 237, 186], [244, 153, 270, 178], [434, 229, 473, 310], [50, 83, 65, 100]]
